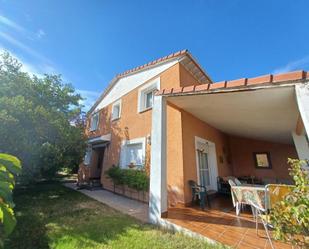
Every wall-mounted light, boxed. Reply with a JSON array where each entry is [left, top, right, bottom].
[[147, 134, 151, 145]]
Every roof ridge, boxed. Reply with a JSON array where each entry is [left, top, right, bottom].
[[116, 49, 188, 77]]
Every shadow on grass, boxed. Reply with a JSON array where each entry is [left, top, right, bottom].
[[4, 181, 149, 249]]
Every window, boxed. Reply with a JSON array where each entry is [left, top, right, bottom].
[[84, 146, 92, 165], [90, 112, 99, 131], [145, 90, 154, 109], [120, 137, 146, 168], [138, 78, 160, 112], [112, 99, 121, 121]]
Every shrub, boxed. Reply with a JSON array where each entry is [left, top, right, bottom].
[[270, 158, 309, 247], [105, 166, 149, 192], [0, 153, 21, 247]]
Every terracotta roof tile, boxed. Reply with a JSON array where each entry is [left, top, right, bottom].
[[226, 78, 247, 88], [247, 74, 272, 85], [115, 49, 188, 78], [272, 70, 305, 83], [209, 81, 226, 90], [158, 70, 308, 96]]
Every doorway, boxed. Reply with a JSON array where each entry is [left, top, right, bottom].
[[195, 136, 218, 191]]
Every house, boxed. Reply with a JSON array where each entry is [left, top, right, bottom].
[[78, 50, 309, 228]]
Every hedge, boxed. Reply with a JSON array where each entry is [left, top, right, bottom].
[[105, 165, 149, 192]]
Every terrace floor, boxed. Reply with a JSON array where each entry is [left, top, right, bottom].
[[166, 195, 292, 249]]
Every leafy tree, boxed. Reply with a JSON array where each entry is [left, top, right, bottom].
[[270, 158, 309, 247], [0, 52, 86, 180], [0, 153, 21, 247]]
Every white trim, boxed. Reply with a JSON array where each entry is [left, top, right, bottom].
[[295, 84, 309, 136], [137, 78, 160, 113], [292, 131, 309, 161], [120, 137, 146, 168], [94, 59, 178, 113], [149, 96, 167, 224], [111, 99, 122, 121], [194, 136, 218, 191]]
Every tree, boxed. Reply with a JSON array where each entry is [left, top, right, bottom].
[[0, 52, 86, 180], [0, 153, 21, 247], [270, 158, 309, 248]]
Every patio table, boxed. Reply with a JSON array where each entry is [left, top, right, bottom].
[[230, 184, 265, 215]]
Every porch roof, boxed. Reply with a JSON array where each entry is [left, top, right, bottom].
[[159, 71, 309, 144]]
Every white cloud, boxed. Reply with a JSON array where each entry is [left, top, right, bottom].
[[0, 14, 26, 33], [0, 31, 50, 63], [0, 46, 56, 77], [76, 89, 100, 111], [273, 55, 309, 74], [35, 29, 46, 39]]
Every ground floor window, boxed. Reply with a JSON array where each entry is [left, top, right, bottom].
[[120, 137, 146, 168]]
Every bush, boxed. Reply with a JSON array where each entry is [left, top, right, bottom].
[[0, 153, 21, 247], [270, 158, 309, 247], [105, 166, 149, 192]]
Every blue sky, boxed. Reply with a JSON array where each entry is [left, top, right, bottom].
[[1, 0, 309, 110]]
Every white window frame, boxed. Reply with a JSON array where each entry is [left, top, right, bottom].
[[120, 137, 146, 168], [137, 78, 160, 113], [84, 146, 93, 166], [111, 99, 122, 121], [90, 112, 99, 131]]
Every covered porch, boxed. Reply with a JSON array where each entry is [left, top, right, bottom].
[[149, 75, 309, 247]]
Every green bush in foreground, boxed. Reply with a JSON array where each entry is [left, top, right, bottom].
[[0, 153, 21, 247], [270, 158, 309, 247]]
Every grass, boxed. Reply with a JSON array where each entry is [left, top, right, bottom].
[[4, 181, 226, 249]]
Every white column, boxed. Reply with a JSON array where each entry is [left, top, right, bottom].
[[149, 95, 167, 224], [292, 132, 309, 160], [295, 84, 309, 160]]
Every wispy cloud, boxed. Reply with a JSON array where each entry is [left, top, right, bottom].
[[76, 89, 100, 111], [0, 14, 26, 33], [0, 31, 51, 63], [273, 55, 309, 74], [0, 46, 44, 76], [35, 29, 46, 39]]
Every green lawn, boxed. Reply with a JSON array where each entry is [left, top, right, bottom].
[[5, 181, 226, 249]]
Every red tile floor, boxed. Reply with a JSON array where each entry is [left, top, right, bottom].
[[166, 195, 292, 249]]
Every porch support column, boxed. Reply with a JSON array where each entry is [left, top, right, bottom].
[[294, 84, 309, 160], [149, 95, 167, 224]]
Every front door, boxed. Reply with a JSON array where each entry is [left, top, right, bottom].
[[197, 150, 211, 189]]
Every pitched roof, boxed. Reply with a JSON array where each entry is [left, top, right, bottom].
[[88, 49, 212, 114], [156, 70, 309, 96]]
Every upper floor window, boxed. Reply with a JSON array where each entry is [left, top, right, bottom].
[[138, 78, 160, 113], [112, 99, 122, 121], [90, 112, 99, 131]]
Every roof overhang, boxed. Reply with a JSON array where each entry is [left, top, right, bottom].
[[167, 85, 300, 144], [88, 134, 111, 146]]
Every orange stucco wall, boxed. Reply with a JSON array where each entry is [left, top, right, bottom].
[[228, 136, 298, 180], [180, 110, 233, 205], [81, 61, 205, 193]]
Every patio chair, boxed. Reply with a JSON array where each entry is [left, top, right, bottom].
[[234, 177, 242, 186], [249, 184, 293, 249], [188, 180, 210, 210]]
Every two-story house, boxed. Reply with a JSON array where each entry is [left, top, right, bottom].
[[78, 50, 309, 224]]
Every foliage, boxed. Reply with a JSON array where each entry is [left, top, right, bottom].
[[0, 153, 21, 247], [105, 166, 149, 191], [0, 52, 86, 180], [270, 158, 309, 247], [4, 181, 226, 249]]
